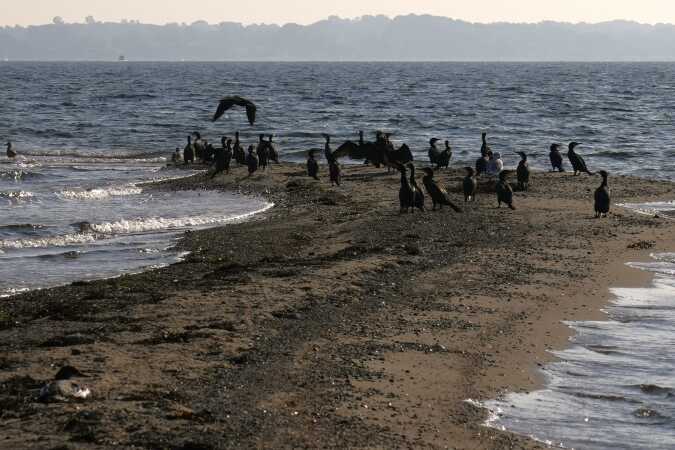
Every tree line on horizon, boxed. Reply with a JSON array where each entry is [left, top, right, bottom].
[[1, 14, 675, 61]]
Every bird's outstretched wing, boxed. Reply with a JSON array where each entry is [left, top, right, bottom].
[[213, 96, 257, 125], [333, 141, 359, 159]]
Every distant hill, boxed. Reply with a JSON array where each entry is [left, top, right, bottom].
[[1, 15, 675, 61]]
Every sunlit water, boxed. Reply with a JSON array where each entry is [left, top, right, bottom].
[[3, 63, 675, 446], [0, 155, 272, 297], [479, 202, 675, 449]]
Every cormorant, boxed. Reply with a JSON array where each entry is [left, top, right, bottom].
[[183, 135, 194, 164], [476, 133, 490, 176], [549, 144, 564, 172], [211, 136, 231, 178], [246, 145, 258, 176], [328, 155, 341, 186], [408, 164, 425, 212], [192, 132, 205, 161], [6, 142, 16, 158], [428, 138, 451, 169], [267, 135, 279, 163], [594, 170, 610, 218], [463, 167, 477, 202], [257, 134, 269, 170], [496, 170, 516, 210], [307, 149, 319, 180], [212, 96, 257, 126], [397, 164, 415, 213], [516, 151, 530, 191], [568, 142, 593, 176], [422, 168, 461, 212], [324, 134, 332, 162], [480, 132, 490, 156], [233, 131, 246, 165], [224, 138, 233, 172]]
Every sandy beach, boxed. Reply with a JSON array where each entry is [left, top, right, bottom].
[[2, 162, 675, 449]]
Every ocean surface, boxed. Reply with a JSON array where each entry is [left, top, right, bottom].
[[2, 62, 675, 448]]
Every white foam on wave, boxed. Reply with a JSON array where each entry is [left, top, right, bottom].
[[0, 190, 35, 200], [90, 203, 274, 234], [0, 233, 96, 250], [0, 202, 274, 250], [58, 185, 143, 200], [619, 201, 675, 218]]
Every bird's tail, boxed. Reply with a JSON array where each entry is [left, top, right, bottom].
[[586, 170, 595, 176]]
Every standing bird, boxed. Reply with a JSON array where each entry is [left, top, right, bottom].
[[408, 164, 425, 212], [246, 145, 259, 176], [398, 164, 415, 213], [323, 134, 333, 162], [267, 135, 279, 163], [496, 170, 516, 210], [233, 131, 246, 165], [211, 136, 232, 178], [6, 142, 16, 158], [516, 151, 530, 191], [428, 138, 452, 170], [568, 142, 593, 176], [476, 132, 490, 175], [463, 167, 477, 202], [594, 170, 610, 218], [307, 149, 319, 180], [328, 155, 341, 186], [212, 96, 257, 126], [422, 168, 462, 212], [480, 132, 489, 156], [256, 134, 269, 170], [549, 144, 564, 172], [183, 135, 195, 164]]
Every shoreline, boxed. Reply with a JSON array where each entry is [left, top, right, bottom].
[[2, 162, 675, 449]]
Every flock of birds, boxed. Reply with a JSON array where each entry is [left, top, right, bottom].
[[206, 95, 610, 218], [3, 95, 612, 219]]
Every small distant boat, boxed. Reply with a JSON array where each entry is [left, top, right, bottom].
[[118, 55, 126, 62]]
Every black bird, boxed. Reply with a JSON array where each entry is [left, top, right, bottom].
[[233, 131, 246, 165], [212, 96, 257, 126], [183, 135, 194, 164], [428, 138, 452, 170], [323, 134, 332, 162], [307, 149, 319, 180], [6, 142, 16, 158], [397, 164, 415, 213], [257, 134, 269, 170], [328, 155, 341, 186], [408, 164, 425, 212], [422, 168, 462, 212], [333, 130, 374, 163], [549, 143, 564, 172], [594, 170, 610, 218], [516, 151, 530, 191], [211, 136, 232, 178], [246, 145, 258, 176], [496, 170, 516, 210], [267, 135, 279, 163], [463, 167, 477, 202], [480, 132, 490, 156], [568, 142, 593, 176]]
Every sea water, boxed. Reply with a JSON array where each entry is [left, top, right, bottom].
[[2, 64, 675, 446]]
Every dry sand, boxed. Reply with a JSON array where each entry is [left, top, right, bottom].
[[1, 162, 675, 449]]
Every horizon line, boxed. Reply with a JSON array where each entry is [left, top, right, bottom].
[[2, 14, 675, 28]]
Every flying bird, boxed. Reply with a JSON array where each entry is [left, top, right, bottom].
[[212, 96, 257, 126]]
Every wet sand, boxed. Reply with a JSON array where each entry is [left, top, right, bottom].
[[1, 162, 675, 449]]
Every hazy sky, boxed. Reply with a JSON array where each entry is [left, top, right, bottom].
[[2, 0, 675, 26]]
